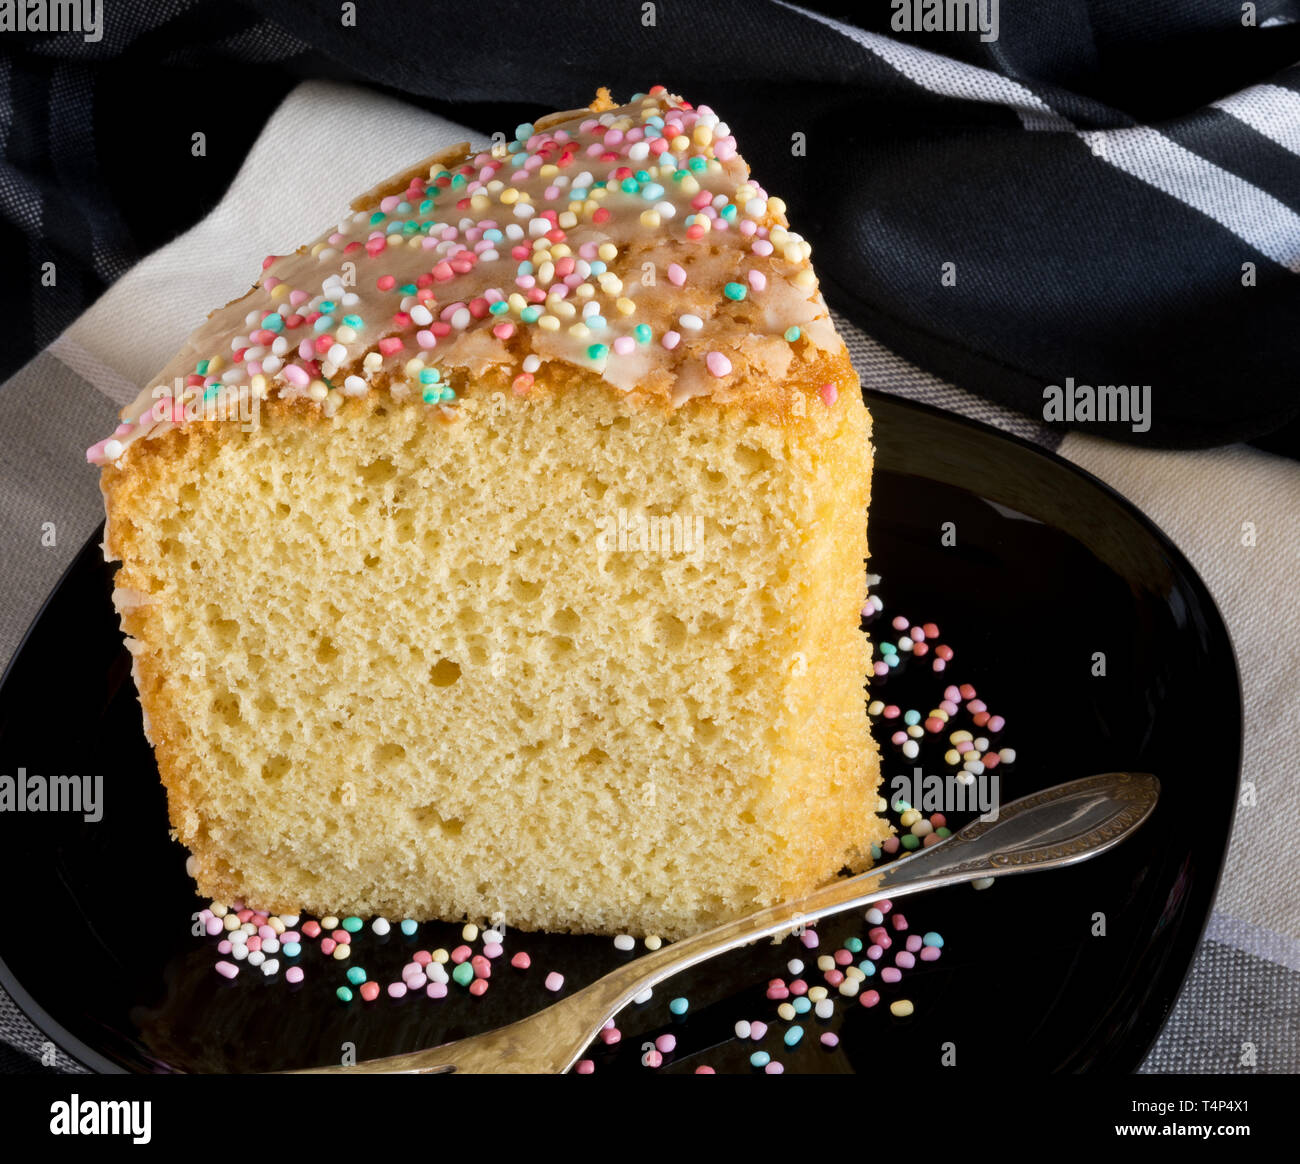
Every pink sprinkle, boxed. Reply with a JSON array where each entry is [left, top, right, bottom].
[[895, 952, 916, 970], [747, 269, 767, 291], [215, 961, 238, 979], [825, 969, 845, 987], [705, 351, 732, 378], [412, 950, 432, 966], [867, 944, 883, 960], [613, 335, 636, 355], [450, 945, 472, 964], [320, 938, 336, 955], [767, 985, 789, 1001], [492, 322, 515, 340], [860, 990, 880, 1008], [359, 982, 380, 1001], [695, 1065, 716, 1074], [281, 363, 308, 388], [988, 715, 1006, 732], [483, 942, 504, 959], [643, 1049, 663, 1069], [217, 940, 232, 954], [575, 1059, 595, 1074], [800, 929, 819, 949], [469, 979, 489, 996], [820, 381, 838, 407], [820, 1032, 840, 1048], [881, 967, 902, 984], [906, 934, 924, 953], [378, 336, 404, 357], [920, 946, 942, 962], [285, 967, 304, 984], [749, 1021, 768, 1040], [661, 330, 680, 350], [834, 949, 854, 967], [667, 263, 686, 286], [655, 1034, 677, 1053], [599, 1026, 622, 1046], [426, 982, 448, 999], [544, 971, 565, 992], [511, 952, 531, 970], [246, 936, 261, 952], [789, 979, 808, 996], [892, 913, 909, 931], [404, 971, 428, 990], [205, 918, 223, 936], [302, 921, 321, 938], [387, 982, 407, 999]]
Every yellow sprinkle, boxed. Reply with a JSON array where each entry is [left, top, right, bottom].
[[537, 314, 560, 331], [462, 923, 478, 942], [269, 283, 290, 300], [949, 730, 973, 744], [777, 1002, 796, 1021], [794, 269, 816, 289], [269, 917, 286, 934], [538, 163, 558, 177], [431, 948, 449, 964], [671, 134, 690, 152], [807, 986, 828, 1002], [308, 380, 328, 402], [551, 243, 572, 259], [944, 749, 962, 765], [890, 1000, 915, 1018], [597, 242, 618, 262], [679, 175, 700, 196], [470, 193, 490, 212], [768, 196, 787, 217], [332, 943, 350, 960], [336, 325, 357, 344], [639, 210, 661, 228], [573, 282, 595, 299], [598, 273, 623, 295], [615, 297, 636, 316], [568, 322, 591, 339], [403, 358, 425, 377], [550, 299, 577, 319], [839, 979, 860, 997], [223, 915, 240, 931], [508, 292, 527, 312], [249, 374, 268, 399], [558, 211, 579, 229], [900, 808, 921, 827], [310, 242, 327, 257], [363, 352, 383, 372], [783, 243, 803, 264], [322, 916, 340, 930], [644, 935, 662, 950], [499, 187, 520, 205]]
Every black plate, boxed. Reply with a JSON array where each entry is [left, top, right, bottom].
[[0, 391, 1240, 1074]]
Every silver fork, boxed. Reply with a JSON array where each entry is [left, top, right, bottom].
[[294, 771, 1158, 1073]]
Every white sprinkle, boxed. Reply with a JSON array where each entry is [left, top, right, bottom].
[[261, 959, 280, 976], [103, 439, 123, 460], [343, 376, 368, 397], [734, 1020, 752, 1039], [679, 313, 704, 330], [482, 929, 503, 944], [409, 304, 433, 326], [372, 917, 390, 936], [787, 959, 804, 975], [247, 950, 265, 967], [633, 988, 653, 1005], [450, 307, 472, 329], [815, 999, 835, 1019], [613, 934, 636, 952], [972, 877, 996, 890], [522, 354, 541, 374]]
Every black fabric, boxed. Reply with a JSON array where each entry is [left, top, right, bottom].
[[2, 0, 1299, 454]]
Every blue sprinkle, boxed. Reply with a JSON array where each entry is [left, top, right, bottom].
[[922, 931, 944, 948], [669, 997, 689, 1016], [784, 1026, 804, 1048], [400, 919, 418, 936], [750, 1050, 771, 1068]]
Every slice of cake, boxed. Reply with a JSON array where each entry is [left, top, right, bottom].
[[88, 87, 889, 940]]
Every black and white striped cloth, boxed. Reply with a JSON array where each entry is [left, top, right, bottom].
[[1, 0, 1298, 451]]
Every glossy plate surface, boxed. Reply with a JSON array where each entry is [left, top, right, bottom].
[[0, 392, 1240, 1073]]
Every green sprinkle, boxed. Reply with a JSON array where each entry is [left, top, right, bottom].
[[368, 211, 385, 225], [901, 834, 921, 851], [419, 368, 440, 385], [260, 314, 283, 333], [203, 384, 219, 401], [195, 359, 210, 374], [346, 966, 367, 985], [422, 387, 439, 404], [620, 177, 640, 194], [845, 937, 863, 953], [341, 916, 363, 933], [336, 986, 354, 1003], [452, 961, 475, 987], [489, 300, 509, 315], [688, 156, 707, 172], [342, 314, 364, 329], [724, 282, 747, 301], [521, 306, 541, 323], [399, 283, 417, 296], [879, 642, 897, 656], [935, 826, 952, 838], [319, 300, 336, 313], [634, 323, 652, 343], [587, 343, 609, 360]]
